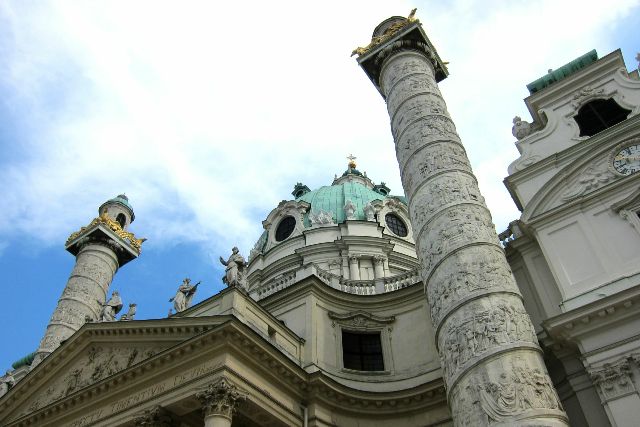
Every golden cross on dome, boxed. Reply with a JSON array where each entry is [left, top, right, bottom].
[[347, 154, 357, 169]]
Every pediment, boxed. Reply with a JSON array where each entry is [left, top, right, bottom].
[[522, 141, 627, 221], [0, 317, 226, 424]]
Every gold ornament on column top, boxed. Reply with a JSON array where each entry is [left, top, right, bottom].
[[351, 8, 419, 57], [66, 211, 147, 253]]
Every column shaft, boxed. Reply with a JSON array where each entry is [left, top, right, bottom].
[[35, 242, 118, 361], [378, 49, 567, 426]]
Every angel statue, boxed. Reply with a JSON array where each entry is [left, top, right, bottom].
[[220, 247, 248, 289], [170, 278, 200, 313], [99, 291, 123, 322]]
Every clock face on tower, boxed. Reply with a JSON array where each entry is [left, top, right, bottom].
[[612, 143, 640, 176]]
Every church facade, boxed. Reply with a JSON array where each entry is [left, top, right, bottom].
[[1, 12, 639, 427]]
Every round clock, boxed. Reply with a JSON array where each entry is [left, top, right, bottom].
[[612, 141, 640, 176]]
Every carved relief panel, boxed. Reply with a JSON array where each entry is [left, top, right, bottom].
[[448, 355, 564, 426], [21, 344, 164, 415], [437, 295, 538, 384], [426, 246, 520, 327]]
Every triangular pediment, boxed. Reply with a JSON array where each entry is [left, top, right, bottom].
[[0, 317, 228, 424]]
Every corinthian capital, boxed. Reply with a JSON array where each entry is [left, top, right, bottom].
[[196, 378, 246, 419], [134, 405, 173, 427]]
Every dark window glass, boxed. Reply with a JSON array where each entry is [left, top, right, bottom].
[[116, 213, 126, 228], [275, 216, 296, 241], [574, 98, 631, 137], [342, 331, 384, 371], [385, 213, 408, 237]]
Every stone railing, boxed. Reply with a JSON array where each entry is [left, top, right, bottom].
[[383, 269, 422, 292], [251, 264, 421, 300], [254, 271, 297, 299], [339, 280, 377, 295]]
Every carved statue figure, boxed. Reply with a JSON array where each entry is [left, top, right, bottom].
[[220, 247, 247, 289], [170, 278, 200, 312], [99, 291, 123, 322], [344, 199, 356, 220], [363, 201, 376, 221], [511, 116, 532, 140], [119, 303, 137, 321]]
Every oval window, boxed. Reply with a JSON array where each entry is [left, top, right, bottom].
[[275, 216, 296, 241], [385, 213, 408, 237]]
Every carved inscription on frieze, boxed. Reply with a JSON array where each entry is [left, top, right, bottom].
[[438, 296, 537, 383], [65, 360, 223, 427], [449, 357, 564, 426], [426, 246, 519, 326]]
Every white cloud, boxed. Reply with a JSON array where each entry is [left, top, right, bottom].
[[0, 0, 638, 257]]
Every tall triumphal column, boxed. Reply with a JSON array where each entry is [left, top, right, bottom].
[[32, 195, 144, 366], [354, 13, 568, 426]]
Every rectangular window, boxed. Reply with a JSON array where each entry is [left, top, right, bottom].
[[342, 331, 384, 371]]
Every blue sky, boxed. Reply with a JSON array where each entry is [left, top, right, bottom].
[[1, 1, 639, 372]]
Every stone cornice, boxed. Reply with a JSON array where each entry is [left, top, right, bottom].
[[1, 319, 309, 427], [0, 317, 230, 419], [524, 49, 627, 123], [543, 283, 640, 342], [306, 371, 447, 415]]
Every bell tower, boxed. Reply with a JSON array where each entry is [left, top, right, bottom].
[[32, 195, 145, 366]]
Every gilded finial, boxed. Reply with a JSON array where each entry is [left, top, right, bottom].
[[407, 8, 418, 22], [351, 8, 420, 58], [347, 154, 357, 169]]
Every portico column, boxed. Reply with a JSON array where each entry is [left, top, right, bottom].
[[354, 13, 568, 426], [197, 378, 245, 427]]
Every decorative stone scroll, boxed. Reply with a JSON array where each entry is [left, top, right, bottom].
[[196, 378, 246, 420], [561, 160, 617, 201], [589, 359, 636, 401]]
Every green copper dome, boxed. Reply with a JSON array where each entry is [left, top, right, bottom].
[[297, 181, 401, 225], [99, 194, 135, 221]]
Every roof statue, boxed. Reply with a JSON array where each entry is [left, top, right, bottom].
[[220, 247, 248, 289], [170, 278, 200, 313], [99, 291, 123, 322]]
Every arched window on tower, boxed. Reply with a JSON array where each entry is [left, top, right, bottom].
[[574, 98, 631, 137], [116, 213, 126, 228]]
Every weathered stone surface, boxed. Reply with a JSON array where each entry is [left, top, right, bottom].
[[360, 25, 568, 425]]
